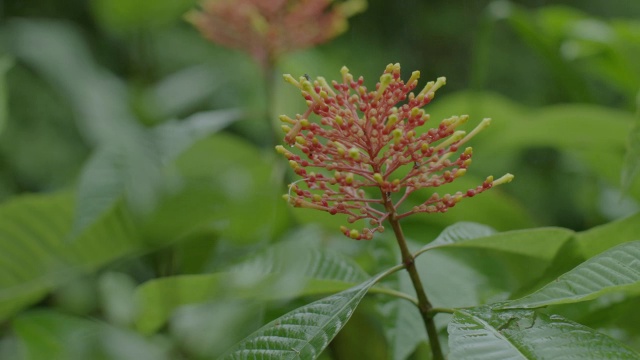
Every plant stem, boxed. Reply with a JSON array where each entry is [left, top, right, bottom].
[[382, 192, 444, 360], [262, 59, 278, 149]]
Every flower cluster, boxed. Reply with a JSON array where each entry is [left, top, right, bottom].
[[186, 0, 366, 70], [276, 64, 513, 240]]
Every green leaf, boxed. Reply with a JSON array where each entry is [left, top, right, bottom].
[[0, 56, 13, 136], [423, 221, 497, 248], [621, 91, 640, 194], [377, 274, 425, 360], [500, 241, 640, 309], [400, 175, 535, 238], [219, 276, 379, 360], [135, 273, 361, 335], [9, 20, 164, 234], [71, 148, 127, 235], [151, 109, 241, 162], [417, 250, 504, 309], [0, 193, 73, 321], [143, 66, 223, 119], [9, 20, 239, 237], [0, 192, 174, 322], [71, 136, 164, 236], [8, 19, 136, 145], [448, 307, 640, 359], [13, 310, 170, 360], [73, 109, 240, 236], [515, 213, 640, 299], [161, 134, 287, 243], [92, 0, 196, 32], [417, 222, 573, 262], [134, 240, 369, 334], [576, 212, 640, 258], [426, 91, 640, 201]]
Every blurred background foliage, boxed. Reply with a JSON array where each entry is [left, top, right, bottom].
[[0, 0, 639, 359]]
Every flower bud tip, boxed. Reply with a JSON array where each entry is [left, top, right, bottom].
[[493, 173, 515, 186]]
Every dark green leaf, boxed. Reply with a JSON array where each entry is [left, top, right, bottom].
[[92, 0, 196, 31], [0, 56, 13, 135], [621, 91, 640, 194], [448, 307, 640, 359]]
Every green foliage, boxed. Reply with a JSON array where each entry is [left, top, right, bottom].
[[448, 307, 640, 360], [13, 310, 171, 359], [0, 193, 139, 322], [92, 0, 197, 32], [502, 241, 640, 309], [0, 56, 13, 136], [134, 239, 369, 334], [622, 92, 640, 194], [219, 276, 380, 360], [2, 0, 640, 359]]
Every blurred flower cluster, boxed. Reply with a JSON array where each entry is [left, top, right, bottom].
[[187, 0, 366, 70], [277, 64, 513, 239]]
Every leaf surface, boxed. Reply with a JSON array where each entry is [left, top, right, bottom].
[[500, 241, 640, 309], [448, 307, 640, 359], [134, 241, 369, 334], [219, 276, 379, 360]]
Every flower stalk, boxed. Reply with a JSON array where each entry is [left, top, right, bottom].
[[382, 190, 444, 359]]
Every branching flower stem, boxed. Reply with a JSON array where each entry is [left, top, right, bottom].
[[381, 190, 444, 360]]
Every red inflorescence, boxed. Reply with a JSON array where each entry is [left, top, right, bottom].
[[277, 63, 513, 240], [186, 0, 366, 71]]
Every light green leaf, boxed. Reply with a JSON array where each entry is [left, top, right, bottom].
[[134, 240, 369, 334], [576, 212, 640, 258], [448, 307, 640, 360], [71, 136, 164, 236], [500, 241, 640, 309], [227, 241, 369, 283], [161, 134, 287, 243], [135, 273, 360, 335], [152, 109, 241, 162], [13, 310, 169, 360], [219, 276, 379, 360], [143, 65, 223, 119], [73, 108, 240, 236], [8, 20, 168, 235], [426, 91, 640, 202], [0, 192, 148, 322], [71, 148, 126, 235], [417, 222, 573, 262], [423, 221, 497, 249]]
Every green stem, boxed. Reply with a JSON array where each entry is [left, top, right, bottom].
[[382, 191, 444, 360], [262, 59, 279, 148], [429, 307, 456, 315]]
